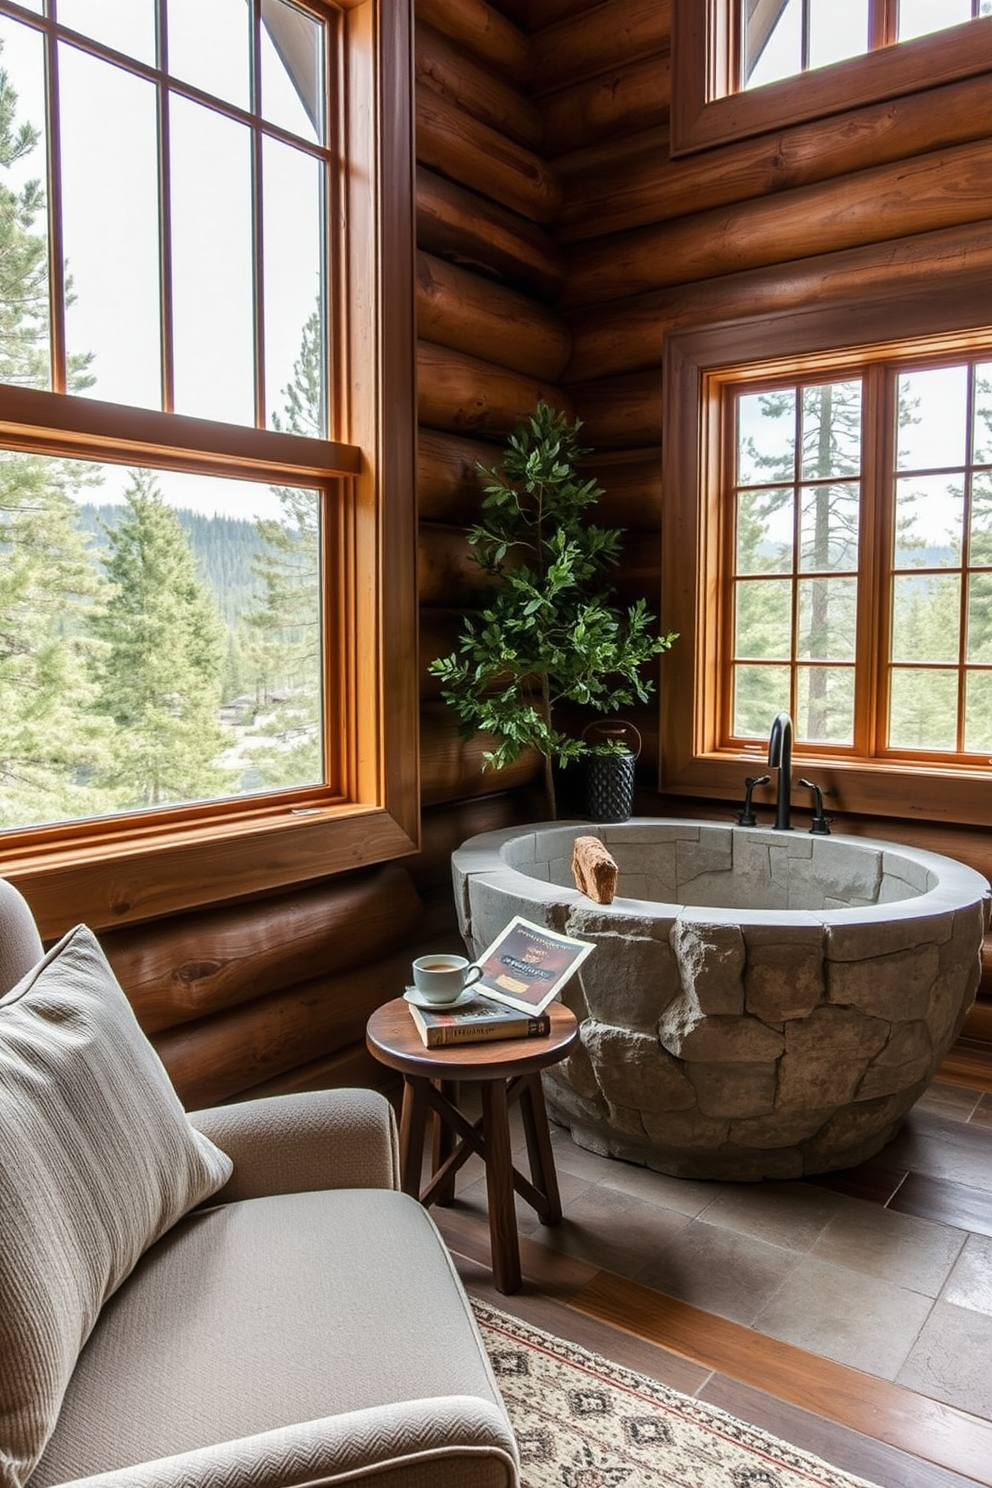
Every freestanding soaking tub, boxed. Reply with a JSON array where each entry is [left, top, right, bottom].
[[453, 820, 991, 1180]]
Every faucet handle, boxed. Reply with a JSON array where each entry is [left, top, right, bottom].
[[737, 774, 770, 826], [798, 778, 831, 835]]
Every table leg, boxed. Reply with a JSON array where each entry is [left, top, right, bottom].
[[432, 1079, 458, 1206], [398, 1076, 430, 1199], [519, 1072, 563, 1225], [480, 1079, 521, 1294]]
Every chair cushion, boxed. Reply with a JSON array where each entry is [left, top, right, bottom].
[[0, 925, 233, 1488], [31, 1188, 508, 1485]]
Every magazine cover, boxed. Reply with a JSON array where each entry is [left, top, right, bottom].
[[473, 916, 594, 1015]]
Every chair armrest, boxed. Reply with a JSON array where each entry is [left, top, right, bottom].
[[51, 1397, 519, 1488], [188, 1088, 400, 1201]]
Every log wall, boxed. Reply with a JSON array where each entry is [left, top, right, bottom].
[[34, 0, 990, 1106], [535, 0, 992, 1042]]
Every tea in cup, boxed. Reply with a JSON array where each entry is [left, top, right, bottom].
[[412, 954, 484, 1003]]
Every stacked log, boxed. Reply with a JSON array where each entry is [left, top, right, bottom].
[[412, 0, 572, 878]]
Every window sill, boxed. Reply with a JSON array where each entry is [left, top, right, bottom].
[[5, 803, 419, 942]]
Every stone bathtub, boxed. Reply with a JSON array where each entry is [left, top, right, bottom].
[[453, 820, 991, 1180]]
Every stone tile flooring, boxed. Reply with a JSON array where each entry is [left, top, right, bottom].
[[453, 1079, 992, 1422]]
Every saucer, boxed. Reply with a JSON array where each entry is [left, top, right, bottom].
[[404, 986, 476, 1012]]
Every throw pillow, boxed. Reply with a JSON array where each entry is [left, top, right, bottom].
[[0, 924, 233, 1488]]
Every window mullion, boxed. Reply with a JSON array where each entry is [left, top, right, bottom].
[[250, 1, 266, 432], [860, 364, 894, 760], [869, 0, 898, 48], [45, 26, 67, 395]]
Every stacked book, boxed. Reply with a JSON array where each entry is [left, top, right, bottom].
[[409, 995, 551, 1048]]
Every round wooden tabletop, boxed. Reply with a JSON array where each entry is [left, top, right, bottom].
[[366, 997, 579, 1081]]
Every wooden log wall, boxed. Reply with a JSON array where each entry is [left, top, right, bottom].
[[533, 0, 992, 1042], [412, 0, 578, 890]]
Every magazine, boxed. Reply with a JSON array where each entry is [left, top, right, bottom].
[[408, 995, 551, 1048], [471, 916, 594, 1015]]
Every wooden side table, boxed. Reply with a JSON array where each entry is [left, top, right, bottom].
[[366, 998, 579, 1294]]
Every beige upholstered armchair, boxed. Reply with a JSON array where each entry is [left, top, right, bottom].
[[0, 878, 519, 1488]]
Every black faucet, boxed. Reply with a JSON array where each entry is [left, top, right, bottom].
[[767, 712, 793, 830]]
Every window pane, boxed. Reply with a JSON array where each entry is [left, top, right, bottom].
[[170, 97, 255, 425], [896, 365, 968, 471], [59, 46, 161, 409], [261, 0, 324, 144], [797, 666, 854, 745], [735, 578, 792, 659], [974, 362, 992, 465], [799, 483, 859, 571], [263, 137, 324, 435], [743, 0, 801, 88], [888, 669, 958, 750], [56, 0, 155, 63], [893, 474, 965, 567], [801, 380, 861, 479], [809, 0, 868, 68], [891, 573, 961, 662], [0, 16, 50, 390], [0, 447, 324, 830], [798, 578, 857, 661], [966, 574, 992, 663], [737, 389, 795, 485], [736, 489, 793, 573], [167, 0, 250, 111], [732, 665, 791, 736], [971, 470, 992, 567], [965, 671, 992, 752], [898, 0, 973, 42]]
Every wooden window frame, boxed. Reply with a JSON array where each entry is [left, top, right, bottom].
[[671, 0, 992, 156], [661, 279, 992, 829], [0, 0, 418, 940]]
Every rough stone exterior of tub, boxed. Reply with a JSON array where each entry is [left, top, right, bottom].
[[452, 821, 992, 1180]]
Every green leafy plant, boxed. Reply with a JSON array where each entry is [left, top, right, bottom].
[[429, 402, 677, 818]]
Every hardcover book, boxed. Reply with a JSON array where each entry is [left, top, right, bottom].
[[409, 995, 551, 1048]]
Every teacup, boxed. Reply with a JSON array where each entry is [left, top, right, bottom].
[[412, 954, 484, 1004]]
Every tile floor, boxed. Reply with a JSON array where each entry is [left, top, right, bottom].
[[451, 1077, 992, 1422]]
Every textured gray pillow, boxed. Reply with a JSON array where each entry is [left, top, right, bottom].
[[0, 925, 233, 1488]]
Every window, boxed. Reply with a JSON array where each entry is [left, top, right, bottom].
[[661, 285, 992, 827], [0, 0, 417, 937], [727, 359, 992, 757], [671, 0, 992, 154], [742, 0, 991, 91]]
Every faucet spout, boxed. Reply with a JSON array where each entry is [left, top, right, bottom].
[[767, 712, 793, 830]]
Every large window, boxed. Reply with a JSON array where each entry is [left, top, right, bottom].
[[727, 359, 992, 758], [662, 286, 992, 827], [671, 0, 992, 154], [0, 0, 417, 936]]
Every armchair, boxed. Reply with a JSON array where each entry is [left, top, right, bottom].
[[0, 878, 518, 1488]]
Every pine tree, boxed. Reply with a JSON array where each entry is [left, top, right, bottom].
[[87, 471, 236, 808]]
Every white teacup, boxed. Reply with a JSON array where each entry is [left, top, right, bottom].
[[412, 954, 484, 1003]]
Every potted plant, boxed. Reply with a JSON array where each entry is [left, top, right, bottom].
[[429, 402, 676, 819]]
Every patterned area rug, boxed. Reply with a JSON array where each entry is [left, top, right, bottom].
[[473, 1300, 882, 1488]]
